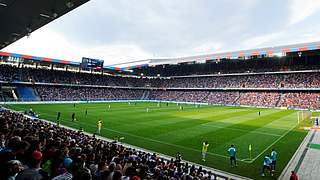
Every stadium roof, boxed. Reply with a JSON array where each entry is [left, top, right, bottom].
[[1, 41, 320, 72], [112, 41, 320, 70], [0, 0, 89, 49]]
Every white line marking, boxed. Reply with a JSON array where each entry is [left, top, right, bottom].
[[12, 105, 297, 164], [248, 124, 297, 163], [201, 124, 282, 137]]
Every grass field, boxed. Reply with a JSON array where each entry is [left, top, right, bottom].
[[8, 102, 309, 179]]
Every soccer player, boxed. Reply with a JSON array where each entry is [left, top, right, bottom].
[[57, 112, 61, 121], [71, 113, 75, 122], [261, 154, 273, 176], [202, 141, 209, 161], [85, 109, 88, 117], [97, 119, 103, 134], [270, 149, 277, 171], [228, 144, 236, 167], [259, 111, 261, 116]]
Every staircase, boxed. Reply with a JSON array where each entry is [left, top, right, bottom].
[[141, 91, 150, 100], [232, 92, 241, 105], [275, 93, 284, 107], [201, 92, 211, 103], [0, 91, 3, 102]]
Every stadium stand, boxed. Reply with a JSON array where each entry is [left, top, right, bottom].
[[1, 63, 320, 110], [16, 86, 40, 102], [35, 86, 145, 101], [2, 64, 320, 89]]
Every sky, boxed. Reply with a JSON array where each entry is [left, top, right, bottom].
[[3, 0, 320, 66]]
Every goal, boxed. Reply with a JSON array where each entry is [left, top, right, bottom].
[[297, 111, 312, 124]]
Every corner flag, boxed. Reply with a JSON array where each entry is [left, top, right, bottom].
[[249, 144, 252, 159]]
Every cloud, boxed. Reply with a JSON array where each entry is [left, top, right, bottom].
[[85, 44, 152, 65], [288, 0, 320, 25], [3, 29, 81, 61], [3, 28, 152, 66], [243, 32, 283, 49], [3, 0, 320, 67], [190, 42, 224, 55]]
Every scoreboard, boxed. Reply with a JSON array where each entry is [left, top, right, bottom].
[[81, 57, 104, 69]]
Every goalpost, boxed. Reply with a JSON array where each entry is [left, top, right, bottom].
[[297, 111, 312, 124]]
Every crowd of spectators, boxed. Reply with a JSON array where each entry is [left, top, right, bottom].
[[148, 91, 207, 102], [237, 92, 281, 107], [161, 72, 320, 89], [2, 64, 320, 89], [2, 64, 320, 110], [32, 86, 320, 110], [278, 93, 320, 110], [204, 92, 239, 105], [148, 91, 239, 105], [35, 86, 145, 101], [0, 108, 222, 180], [148, 91, 320, 110], [237, 92, 280, 107], [0, 65, 147, 87], [0, 65, 20, 81]]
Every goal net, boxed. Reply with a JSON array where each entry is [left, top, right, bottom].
[[297, 111, 312, 124]]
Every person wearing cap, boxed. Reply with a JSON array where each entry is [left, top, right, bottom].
[[52, 158, 73, 180], [16, 150, 49, 180], [131, 175, 141, 180]]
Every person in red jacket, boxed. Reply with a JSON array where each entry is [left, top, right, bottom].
[[290, 171, 298, 180]]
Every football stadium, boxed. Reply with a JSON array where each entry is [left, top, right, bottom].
[[0, 1, 320, 180]]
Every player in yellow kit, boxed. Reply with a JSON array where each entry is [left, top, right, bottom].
[[202, 141, 209, 161], [97, 119, 103, 134]]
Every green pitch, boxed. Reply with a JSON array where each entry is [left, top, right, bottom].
[[8, 102, 308, 179]]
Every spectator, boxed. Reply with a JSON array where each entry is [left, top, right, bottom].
[[290, 171, 298, 180], [16, 150, 49, 180]]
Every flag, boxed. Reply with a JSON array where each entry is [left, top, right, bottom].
[[249, 144, 252, 160]]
